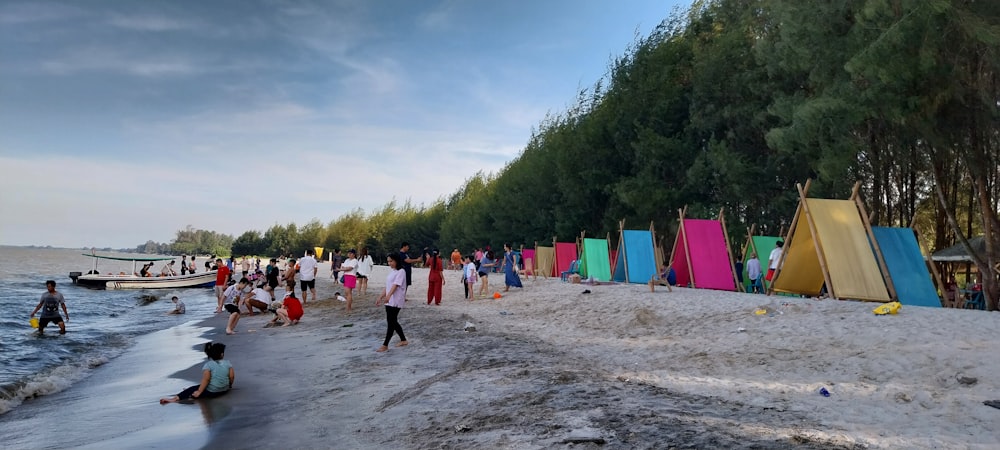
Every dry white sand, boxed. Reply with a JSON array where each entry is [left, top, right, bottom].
[[190, 263, 999, 449]]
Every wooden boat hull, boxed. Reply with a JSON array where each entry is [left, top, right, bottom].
[[70, 271, 217, 290]]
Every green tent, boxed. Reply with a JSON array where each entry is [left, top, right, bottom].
[[743, 235, 782, 292], [579, 238, 612, 282]]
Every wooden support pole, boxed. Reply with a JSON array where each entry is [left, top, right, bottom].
[[678, 207, 695, 288], [719, 208, 740, 291], [799, 182, 837, 299], [854, 187, 897, 301], [770, 180, 809, 295], [914, 224, 947, 306], [617, 220, 628, 282]]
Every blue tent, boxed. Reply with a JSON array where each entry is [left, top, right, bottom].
[[613, 229, 658, 284], [871, 226, 941, 307]]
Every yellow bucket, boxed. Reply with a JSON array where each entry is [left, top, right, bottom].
[[29, 317, 39, 328]]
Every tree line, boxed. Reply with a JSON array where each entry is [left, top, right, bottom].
[[143, 0, 998, 309]]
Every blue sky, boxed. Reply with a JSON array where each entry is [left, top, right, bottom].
[[0, 0, 684, 248]]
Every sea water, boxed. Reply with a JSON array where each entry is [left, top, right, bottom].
[[0, 246, 218, 416]]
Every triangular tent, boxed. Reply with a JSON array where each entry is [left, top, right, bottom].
[[534, 245, 555, 278], [870, 227, 941, 307], [554, 240, 578, 277], [612, 221, 659, 284], [578, 238, 612, 282], [770, 181, 891, 302], [669, 208, 739, 291]]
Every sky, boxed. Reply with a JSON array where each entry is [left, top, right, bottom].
[[0, 0, 685, 248]]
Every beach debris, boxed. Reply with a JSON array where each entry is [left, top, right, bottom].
[[737, 327, 747, 332], [582, 289, 591, 294], [463, 322, 476, 332], [873, 301, 901, 315], [984, 400, 1000, 410], [818, 387, 830, 397], [455, 424, 472, 433], [493, 292, 502, 299], [754, 306, 780, 316], [499, 311, 513, 315], [342, 323, 354, 328], [957, 375, 978, 386]]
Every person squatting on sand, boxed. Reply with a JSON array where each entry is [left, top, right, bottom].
[[221, 278, 249, 334], [268, 286, 303, 327], [426, 249, 445, 305], [375, 253, 408, 352], [31, 280, 69, 335], [340, 249, 358, 313], [159, 342, 233, 404], [242, 285, 271, 316]]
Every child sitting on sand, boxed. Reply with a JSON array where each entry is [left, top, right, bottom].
[[159, 342, 234, 404]]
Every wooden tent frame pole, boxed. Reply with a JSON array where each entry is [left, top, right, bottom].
[[769, 181, 809, 295], [616, 219, 629, 283], [678, 207, 695, 288], [719, 207, 740, 292], [799, 182, 837, 299], [913, 223, 947, 306], [852, 182, 896, 301], [741, 224, 756, 262]]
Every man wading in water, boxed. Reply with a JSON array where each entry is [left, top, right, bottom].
[[31, 280, 69, 335]]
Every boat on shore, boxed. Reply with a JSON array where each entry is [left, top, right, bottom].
[[69, 254, 217, 289]]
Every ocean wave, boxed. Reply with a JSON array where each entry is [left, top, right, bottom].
[[0, 353, 115, 415]]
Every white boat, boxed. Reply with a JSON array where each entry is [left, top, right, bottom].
[[69, 253, 217, 290]]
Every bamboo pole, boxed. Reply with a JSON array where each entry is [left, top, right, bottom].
[[799, 182, 836, 299], [913, 224, 947, 306], [770, 180, 809, 295], [719, 208, 740, 291], [741, 224, 756, 261], [678, 207, 695, 288], [616, 220, 628, 282], [853, 183, 896, 302]]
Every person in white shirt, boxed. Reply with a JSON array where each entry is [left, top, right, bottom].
[[355, 246, 375, 296], [765, 241, 784, 283], [243, 287, 272, 316], [221, 278, 250, 335], [745, 253, 762, 293], [298, 250, 318, 304], [339, 249, 359, 314], [463, 255, 478, 300]]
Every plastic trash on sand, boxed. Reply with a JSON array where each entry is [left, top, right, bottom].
[[873, 302, 901, 315], [492, 292, 502, 299]]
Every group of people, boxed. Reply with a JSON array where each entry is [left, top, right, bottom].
[[328, 247, 376, 313], [452, 243, 523, 301]]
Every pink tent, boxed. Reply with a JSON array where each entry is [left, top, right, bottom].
[[555, 242, 578, 277], [670, 211, 738, 291]]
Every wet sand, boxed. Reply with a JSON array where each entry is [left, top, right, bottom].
[[170, 264, 1000, 449]]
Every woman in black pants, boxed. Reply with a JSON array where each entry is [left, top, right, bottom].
[[375, 253, 408, 352]]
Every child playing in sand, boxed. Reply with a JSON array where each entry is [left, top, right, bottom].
[[159, 342, 234, 404], [269, 287, 303, 327], [375, 253, 408, 352]]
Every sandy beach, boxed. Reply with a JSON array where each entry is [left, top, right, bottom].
[[173, 264, 1000, 449]]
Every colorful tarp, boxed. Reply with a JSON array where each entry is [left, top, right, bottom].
[[535, 246, 555, 277], [613, 230, 658, 284], [579, 238, 612, 282], [772, 199, 890, 302], [871, 227, 940, 307], [671, 219, 737, 291], [521, 249, 536, 275], [555, 242, 578, 277], [743, 236, 781, 292]]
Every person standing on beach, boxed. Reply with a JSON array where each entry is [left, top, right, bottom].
[[214, 258, 231, 313], [356, 246, 374, 297], [330, 249, 343, 284], [477, 250, 497, 298], [746, 253, 762, 293], [159, 342, 233, 404], [426, 249, 445, 305], [765, 241, 784, 283], [283, 258, 297, 298], [501, 243, 522, 293], [450, 248, 462, 270], [339, 249, 358, 313], [399, 242, 422, 288], [376, 253, 408, 352], [30, 280, 69, 335], [240, 257, 250, 279], [299, 249, 318, 304], [463, 255, 478, 300]]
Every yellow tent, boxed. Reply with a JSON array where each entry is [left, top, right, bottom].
[[770, 181, 891, 302]]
